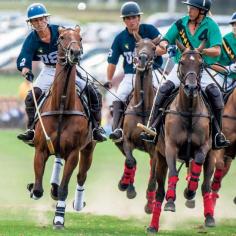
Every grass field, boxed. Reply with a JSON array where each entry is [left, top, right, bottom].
[[0, 130, 236, 235]]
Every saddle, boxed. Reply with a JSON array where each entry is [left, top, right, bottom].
[[33, 85, 90, 125]]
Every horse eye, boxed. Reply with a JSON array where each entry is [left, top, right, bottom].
[[80, 37, 82, 41], [60, 36, 64, 40]]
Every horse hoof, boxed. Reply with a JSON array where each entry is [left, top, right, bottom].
[[184, 188, 196, 200], [164, 199, 175, 212], [144, 203, 154, 214], [233, 197, 236, 205], [185, 199, 195, 208], [118, 181, 128, 192], [31, 189, 43, 200], [126, 184, 137, 199], [50, 183, 59, 201], [146, 226, 158, 234], [27, 183, 34, 192], [53, 222, 64, 230], [73, 201, 86, 211], [205, 214, 215, 227]]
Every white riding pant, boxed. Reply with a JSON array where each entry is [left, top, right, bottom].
[[214, 73, 236, 91], [33, 66, 86, 93], [114, 70, 160, 102], [164, 64, 215, 91]]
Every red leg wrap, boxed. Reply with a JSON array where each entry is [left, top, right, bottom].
[[129, 166, 137, 184], [188, 161, 202, 192], [120, 164, 134, 185], [166, 176, 179, 201], [211, 192, 219, 209], [146, 191, 156, 211], [149, 201, 162, 231], [203, 192, 218, 217], [211, 169, 223, 192]]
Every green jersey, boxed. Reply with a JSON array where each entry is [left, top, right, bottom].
[[164, 15, 222, 65], [218, 32, 236, 79]]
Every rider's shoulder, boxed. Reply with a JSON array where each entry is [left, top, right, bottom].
[[204, 16, 219, 27]]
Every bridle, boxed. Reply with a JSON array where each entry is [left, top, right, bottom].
[[177, 50, 203, 97], [133, 40, 156, 72], [57, 29, 83, 66]]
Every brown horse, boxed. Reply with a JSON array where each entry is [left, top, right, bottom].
[[115, 33, 161, 212], [27, 26, 96, 229], [207, 85, 236, 224], [147, 42, 215, 233]]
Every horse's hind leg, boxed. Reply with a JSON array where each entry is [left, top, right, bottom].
[[145, 157, 157, 214], [118, 141, 137, 199], [29, 149, 49, 200], [73, 142, 95, 211], [200, 152, 216, 227], [53, 150, 79, 229], [147, 154, 167, 233], [50, 156, 64, 200]]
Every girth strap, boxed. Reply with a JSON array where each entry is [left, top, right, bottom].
[[41, 110, 86, 117], [124, 110, 150, 118], [223, 114, 236, 121], [165, 109, 210, 119]]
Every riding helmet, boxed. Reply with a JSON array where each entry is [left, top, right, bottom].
[[229, 12, 236, 24], [182, 0, 211, 12], [120, 1, 143, 18], [26, 3, 51, 21]]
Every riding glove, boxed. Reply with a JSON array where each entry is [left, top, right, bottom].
[[228, 63, 236, 73], [167, 45, 177, 58], [25, 71, 34, 82]]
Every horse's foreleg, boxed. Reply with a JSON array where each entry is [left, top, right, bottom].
[[164, 142, 178, 212], [73, 144, 94, 211], [184, 148, 207, 201], [119, 141, 137, 199], [50, 155, 64, 200], [30, 149, 49, 200], [53, 150, 79, 229], [147, 154, 167, 233]]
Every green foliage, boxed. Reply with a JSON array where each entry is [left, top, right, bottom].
[[0, 74, 22, 97]]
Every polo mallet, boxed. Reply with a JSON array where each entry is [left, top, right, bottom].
[[137, 54, 172, 135], [26, 72, 55, 155]]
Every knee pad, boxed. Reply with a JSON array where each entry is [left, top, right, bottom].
[[25, 87, 42, 107], [159, 80, 175, 95], [195, 151, 205, 165], [205, 83, 224, 109], [86, 83, 102, 111]]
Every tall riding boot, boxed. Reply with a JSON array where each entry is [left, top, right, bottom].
[[91, 110, 107, 142], [109, 101, 124, 142], [140, 80, 175, 142], [213, 109, 230, 149], [17, 106, 35, 142]]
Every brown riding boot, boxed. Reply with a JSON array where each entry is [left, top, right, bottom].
[[109, 101, 124, 142]]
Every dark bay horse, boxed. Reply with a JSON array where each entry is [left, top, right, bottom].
[[115, 33, 161, 213], [207, 86, 236, 224], [147, 42, 215, 233], [28, 26, 96, 229]]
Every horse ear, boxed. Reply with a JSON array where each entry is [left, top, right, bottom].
[[133, 31, 142, 42], [75, 25, 81, 33], [58, 26, 65, 34], [175, 39, 186, 52], [197, 40, 206, 53], [152, 35, 162, 45]]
